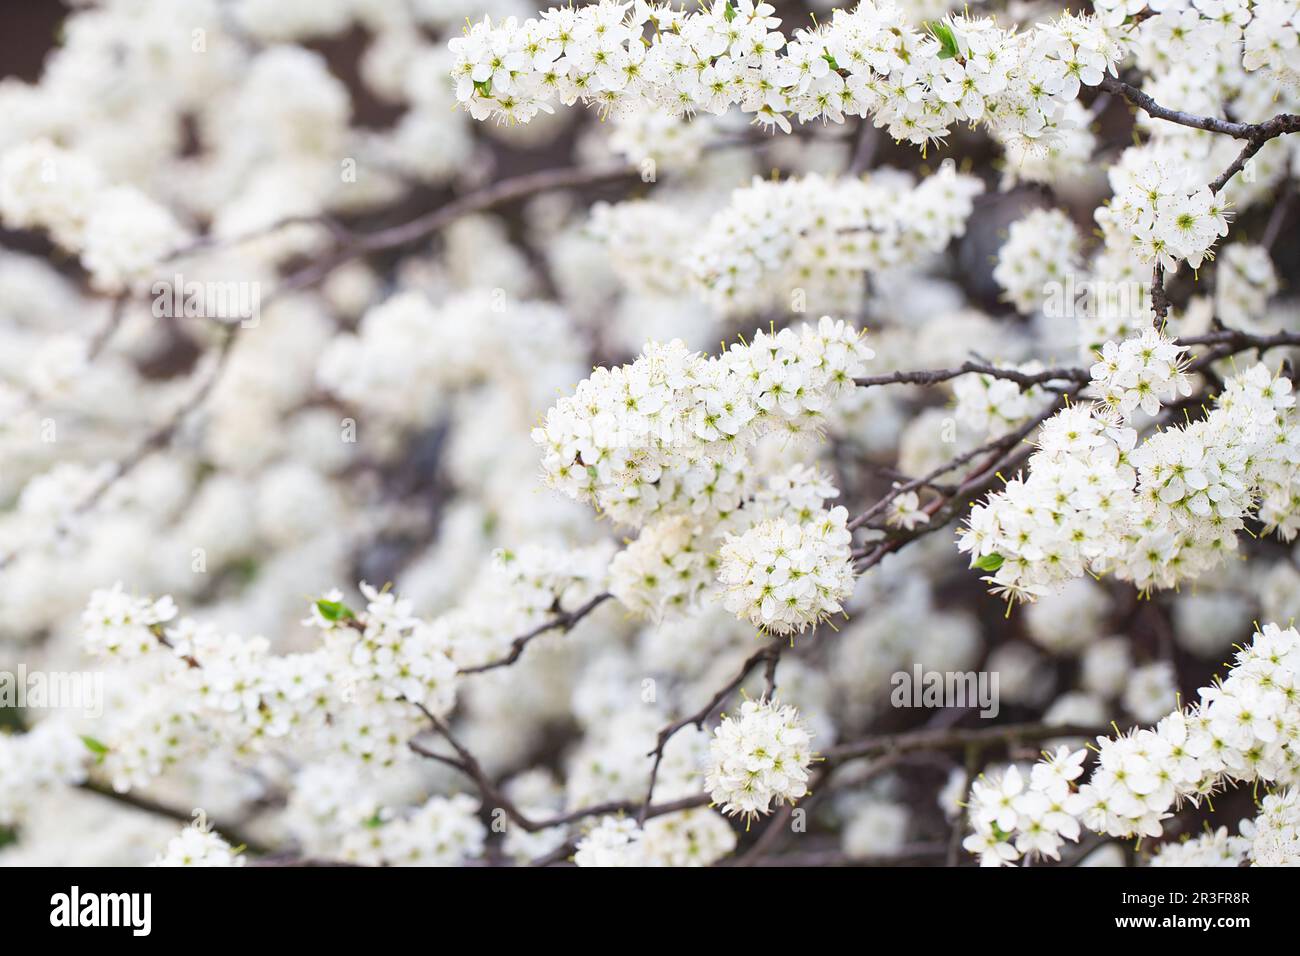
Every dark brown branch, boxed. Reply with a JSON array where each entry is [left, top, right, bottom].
[[847, 324, 1300, 544], [847, 425, 1032, 532], [78, 779, 272, 856], [408, 708, 708, 836], [854, 361, 1086, 392], [637, 641, 782, 824], [457, 592, 613, 675], [272, 162, 641, 298], [1150, 263, 1170, 323], [1178, 328, 1300, 353], [851, 384, 1080, 558], [1099, 75, 1300, 142], [822, 722, 1108, 763]]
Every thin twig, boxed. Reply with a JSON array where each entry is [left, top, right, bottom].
[[271, 162, 641, 299], [822, 722, 1108, 763], [637, 642, 783, 824], [457, 592, 613, 675], [78, 780, 272, 856], [86, 294, 128, 360], [0, 326, 240, 571], [408, 708, 708, 835], [854, 361, 1086, 392]]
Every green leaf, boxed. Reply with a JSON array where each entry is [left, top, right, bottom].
[[80, 735, 109, 756], [364, 813, 385, 829], [973, 553, 1004, 572], [473, 78, 493, 98], [723, 1, 737, 23], [927, 20, 960, 60], [315, 598, 356, 623]]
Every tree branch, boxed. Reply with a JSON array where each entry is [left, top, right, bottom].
[[0, 326, 241, 572], [78, 779, 273, 856], [854, 361, 1086, 392], [408, 706, 708, 838], [1099, 75, 1300, 142], [271, 162, 641, 299], [637, 641, 783, 824], [457, 592, 613, 676], [822, 722, 1108, 763]]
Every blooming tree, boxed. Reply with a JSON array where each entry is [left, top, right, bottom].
[[2, 0, 1300, 869]]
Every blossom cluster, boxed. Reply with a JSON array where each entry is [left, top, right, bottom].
[[607, 463, 845, 623], [608, 515, 717, 621], [535, 317, 870, 632], [1088, 326, 1193, 419], [992, 208, 1082, 316], [0, 140, 185, 292], [703, 697, 815, 819], [1148, 826, 1251, 866], [0, 721, 88, 827], [952, 362, 1055, 439], [717, 505, 855, 634], [960, 329, 1300, 601], [81, 583, 179, 660], [573, 816, 645, 866], [1242, 0, 1300, 87], [964, 745, 1086, 865], [308, 582, 460, 720], [151, 825, 245, 867], [691, 167, 983, 317], [1088, 0, 1296, 87], [76, 583, 461, 794], [966, 621, 1300, 865], [1250, 787, 1300, 865], [572, 808, 739, 867], [1102, 154, 1232, 271], [339, 794, 486, 867], [533, 316, 873, 528], [980, 3, 1300, 346], [451, 1, 1127, 151]]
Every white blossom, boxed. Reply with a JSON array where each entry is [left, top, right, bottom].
[[704, 698, 815, 819]]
